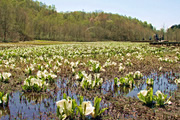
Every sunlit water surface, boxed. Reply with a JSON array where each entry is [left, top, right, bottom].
[[0, 72, 179, 119]]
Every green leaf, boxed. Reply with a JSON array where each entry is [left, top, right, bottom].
[[114, 77, 118, 86], [0, 92, 2, 98], [72, 99, 77, 111], [57, 106, 60, 116], [79, 96, 83, 105], [63, 101, 67, 115], [84, 104, 86, 115], [63, 93, 67, 99], [94, 97, 101, 117], [77, 105, 83, 117], [98, 108, 108, 116], [138, 93, 146, 103]]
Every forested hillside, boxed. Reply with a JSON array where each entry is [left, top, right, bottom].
[[0, 0, 162, 42], [166, 24, 180, 42]]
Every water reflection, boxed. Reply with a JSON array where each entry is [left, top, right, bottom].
[[0, 79, 108, 119], [0, 72, 178, 119], [101, 72, 178, 97], [0, 106, 10, 119], [127, 72, 178, 97], [7, 91, 56, 119]]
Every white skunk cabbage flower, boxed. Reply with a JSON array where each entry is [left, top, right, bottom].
[[175, 78, 180, 84], [155, 90, 164, 99], [137, 90, 148, 97], [2, 72, 11, 80], [56, 98, 72, 114], [2, 94, 8, 103], [82, 101, 95, 116]]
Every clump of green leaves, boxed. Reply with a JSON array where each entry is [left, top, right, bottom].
[[0, 72, 11, 83], [154, 90, 172, 106], [88, 60, 104, 73], [175, 78, 180, 84], [93, 96, 108, 118], [133, 71, 143, 80], [37, 70, 57, 84], [56, 94, 108, 119], [75, 72, 103, 90], [114, 76, 134, 88], [137, 89, 172, 106], [22, 76, 48, 92], [114, 77, 119, 87], [114, 71, 143, 88], [137, 88, 154, 106], [81, 74, 103, 90], [0, 92, 9, 106], [91, 63, 101, 73], [56, 93, 77, 120], [77, 96, 107, 119], [146, 78, 154, 86], [77, 96, 95, 119], [25, 64, 35, 75], [75, 71, 85, 82]]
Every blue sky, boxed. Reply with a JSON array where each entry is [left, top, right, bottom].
[[37, 0, 179, 30]]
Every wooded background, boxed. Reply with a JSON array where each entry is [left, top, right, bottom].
[[0, 0, 179, 42]]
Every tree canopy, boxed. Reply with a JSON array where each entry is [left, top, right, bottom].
[[166, 24, 180, 42], [1, 0, 177, 42]]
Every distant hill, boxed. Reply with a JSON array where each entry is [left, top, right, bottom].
[[0, 0, 157, 42]]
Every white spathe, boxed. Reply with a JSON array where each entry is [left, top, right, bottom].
[[2, 94, 8, 103], [56, 98, 72, 114], [155, 90, 164, 99], [175, 78, 180, 84], [82, 101, 95, 116], [138, 90, 148, 97], [2, 72, 11, 80]]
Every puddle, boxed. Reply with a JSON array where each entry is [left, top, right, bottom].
[[127, 72, 178, 97], [101, 72, 179, 98], [0, 78, 108, 119], [0, 72, 178, 119]]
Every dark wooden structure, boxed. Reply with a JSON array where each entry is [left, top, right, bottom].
[[150, 41, 180, 46]]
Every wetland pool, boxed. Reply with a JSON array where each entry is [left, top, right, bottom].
[[0, 72, 179, 119]]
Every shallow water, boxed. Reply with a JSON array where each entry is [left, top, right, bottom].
[[127, 72, 178, 97], [0, 79, 107, 119], [101, 72, 178, 97], [0, 72, 179, 119]]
